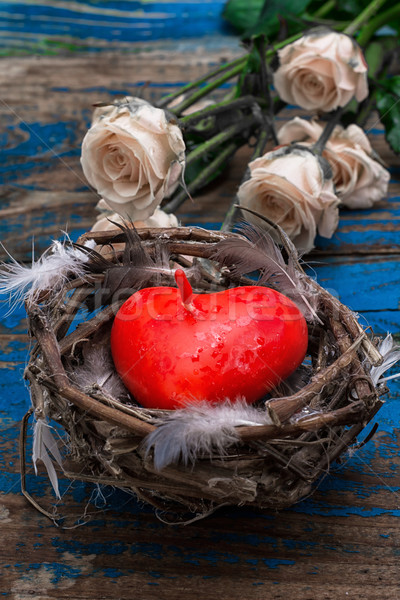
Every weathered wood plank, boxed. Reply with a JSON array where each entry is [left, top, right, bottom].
[[310, 255, 400, 312], [0, 0, 233, 55], [1, 28, 400, 598], [2, 477, 400, 599]]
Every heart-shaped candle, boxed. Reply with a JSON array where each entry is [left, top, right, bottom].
[[111, 270, 308, 409]]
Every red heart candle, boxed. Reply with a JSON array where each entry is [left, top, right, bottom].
[[111, 270, 308, 409]]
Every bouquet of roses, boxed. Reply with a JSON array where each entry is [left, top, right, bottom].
[[80, 0, 398, 253]]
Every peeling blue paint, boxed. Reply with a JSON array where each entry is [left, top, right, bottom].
[[14, 562, 82, 585], [102, 567, 126, 578], [0, 0, 234, 54], [52, 538, 129, 556], [262, 558, 296, 569]]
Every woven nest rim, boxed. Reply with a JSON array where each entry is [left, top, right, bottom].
[[21, 224, 387, 518]]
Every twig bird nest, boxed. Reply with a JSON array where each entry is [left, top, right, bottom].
[[19, 223, 392, 521]]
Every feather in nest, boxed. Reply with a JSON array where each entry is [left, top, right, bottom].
[[0, 237, 96, 313], [211, 222, 320, 323], [0, 221, 201, 314], [32, 418, 64, 499], [142, 399, 273, 471], [370, 334, 400, 385], [68, 339, 129, 402], [75, 221, 201, 310]]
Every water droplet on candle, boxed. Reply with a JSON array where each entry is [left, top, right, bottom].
[[160, 356, 172, 371], [243, 350, 254, 362], [212, 305, 223, 313], [195, 331, 208, 341], [237, 316, 251, 327]]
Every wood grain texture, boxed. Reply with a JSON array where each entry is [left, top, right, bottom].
[[0, 0, 234, 55], [1, 14, 400, 599]]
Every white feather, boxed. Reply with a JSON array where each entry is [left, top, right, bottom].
[[69, 344, 128, 400], [32, 419, 63, 499], [143, 399, 273, 471], [0, 237, 93, 312], [370, 334, 400, 385]]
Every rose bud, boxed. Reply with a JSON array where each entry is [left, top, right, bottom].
[[278, 117, 390, 208], [81, 97, 185, 221], [237, 146, 340, 253], [273, 29, 368, 112]]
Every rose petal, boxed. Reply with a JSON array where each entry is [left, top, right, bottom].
[[274, 30, 368, 111], [238, 148, 339, 252], [80, 98, 185, 222]]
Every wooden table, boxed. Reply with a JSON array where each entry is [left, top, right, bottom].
[[1, 3, 400, 598]]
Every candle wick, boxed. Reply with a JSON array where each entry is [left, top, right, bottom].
[[174, 269, 194, 309]]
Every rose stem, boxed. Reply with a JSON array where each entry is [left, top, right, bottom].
[[356, 4, 400, 46], [355, 46, 393, 128], [164, 112, 263, 213], [163, 141, 238, 213], [344, 0, 387, 37], [179, 95, 266, 127], [312, 0, 336, 18], [312, 107, 343, 156], [175, 269, 194, 308], [188, 114, 261, 165], [220, 126, 271, 233], [256, 36, 279, 146], [157, 56, 247, 109], [220, 195, 242, 233], [162, 33, 304, 116], [167, 63, 246, 115]]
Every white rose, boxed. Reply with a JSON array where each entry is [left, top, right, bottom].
[[273, 30, 368, 112], [278, 117, 390, 208], [238, 147, 339, 253], [91, 205, 178, 232], [81, 97, 185, 221]]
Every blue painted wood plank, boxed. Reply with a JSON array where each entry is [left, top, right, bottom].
[[0, 33, 399, 595], [309, 256, 400, 312], [315, 192, 400, 254], [0, 0, 234, 54]]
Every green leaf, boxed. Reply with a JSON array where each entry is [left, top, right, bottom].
[[364, 37, 398, 77], [376, 76, 400, 154], [222, 0, 263, 34], [364, 41, 386, 77], [222, 0, 312, 37], [308, 0, 376, 20], [339, 0, 369, 16], [184, 152, 230, 189], [244, 0, 312, 39]]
